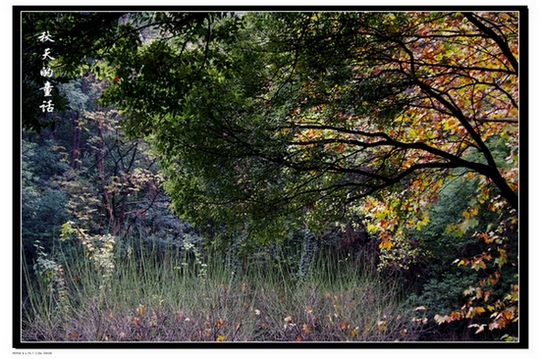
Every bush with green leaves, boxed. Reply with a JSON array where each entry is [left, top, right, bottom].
[[22, 138, 70, 261], [404, 165, 518, 340]]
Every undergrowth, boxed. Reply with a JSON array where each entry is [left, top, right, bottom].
[[21, 229, 428, 342]]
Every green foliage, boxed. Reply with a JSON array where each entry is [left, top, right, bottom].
[[21, 70, 184, 278], [403, 164, 518, 339], [19, 11, 521, 342], [61, 221, 116, 291], [96, 12, 519, 251], [295, 228, 319, 283], [21, 138, 70, 258], [32, 241, 67, 298], [21, 12, 131, 131]]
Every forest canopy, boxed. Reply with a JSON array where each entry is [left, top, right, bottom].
[[100, 12, 519, 240], [19, 8, 524, 343]]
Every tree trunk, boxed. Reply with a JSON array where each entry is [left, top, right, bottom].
[[95, 115, 115, 231]]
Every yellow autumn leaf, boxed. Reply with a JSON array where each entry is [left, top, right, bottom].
[[379, 232, 392, 249], [216, 335, 225, 342]]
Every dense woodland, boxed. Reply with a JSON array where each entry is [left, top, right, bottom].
[[19, 10, 522, 343]]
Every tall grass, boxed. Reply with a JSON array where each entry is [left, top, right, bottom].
[[21, 231, 428, 342]]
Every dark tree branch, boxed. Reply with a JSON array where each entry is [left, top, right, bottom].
[[462, 12, 518, 74], [285, 122, 518, 209], [477, 118, 518, 124]]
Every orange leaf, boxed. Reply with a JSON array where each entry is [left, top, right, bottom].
[[473, 307, 486, 316], [379, 233, 392, 250], [449, 311, 462, 321], [501, 309, 514, 321]]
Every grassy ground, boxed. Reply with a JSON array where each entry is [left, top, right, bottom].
[[21, 234, 429, 342]]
